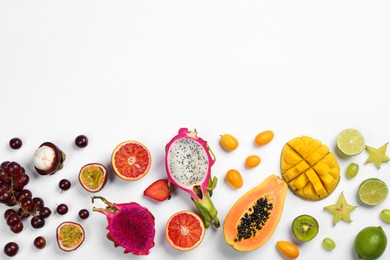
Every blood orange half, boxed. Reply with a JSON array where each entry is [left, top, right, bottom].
[[111, 140, 152, 181], [165, 211, 205, 251]]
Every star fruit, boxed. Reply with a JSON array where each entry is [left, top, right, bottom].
[[365, 142, 390, 169], [324, 192, 357, 226]]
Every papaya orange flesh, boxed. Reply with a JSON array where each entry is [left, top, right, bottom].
[[223, 175, 287, 251]]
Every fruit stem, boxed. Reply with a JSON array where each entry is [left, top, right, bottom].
[[192, 193, 220, 229], [91, 196, 118, 214], [207, 176, 218, 197]]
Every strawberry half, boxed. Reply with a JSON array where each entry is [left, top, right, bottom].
[[143, 179, 171, 201]]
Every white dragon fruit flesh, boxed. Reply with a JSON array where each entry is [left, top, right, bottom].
[[165, 128, 219, 228]]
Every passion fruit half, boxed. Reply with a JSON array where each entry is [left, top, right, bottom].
[[78, 163, 107, 193], [56, 221, 85, 252]]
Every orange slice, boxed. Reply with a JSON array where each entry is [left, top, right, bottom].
[[111, 140, 151, 181], [166, 211, 205, 251]]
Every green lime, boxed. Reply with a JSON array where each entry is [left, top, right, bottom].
[[336, 128, 365, 156], [354, 226, 387, 260], [358, 178, 388, 206]]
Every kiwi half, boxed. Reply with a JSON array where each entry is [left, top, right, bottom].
[[292, 214, 319, 242]]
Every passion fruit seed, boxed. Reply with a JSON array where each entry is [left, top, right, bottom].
[[79, 163, 107, 192], [56, 221, 85, 252]]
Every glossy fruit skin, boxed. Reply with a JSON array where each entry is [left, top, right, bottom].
[[346, 163, 359, 179], [9, 138, 22, 149], [255, 130, 274, 146], [380, 209, 390, 224], [3, 242, 19, 257], [322, 238, 336, 251], [220, 134, 239, 151], [225, 169, 243, 188], [245, 155, 261, 168], [34, 236, 46, 249], [276, 241, 299, 259], [354, 226, 387, 260], [75, 135, 88, 148]]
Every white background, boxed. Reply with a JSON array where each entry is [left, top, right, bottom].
[[1, 1, 390, 259]]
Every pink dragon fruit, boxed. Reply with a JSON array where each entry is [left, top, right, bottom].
[[92, 196, 155, 255], [165, 128, 220, 228]]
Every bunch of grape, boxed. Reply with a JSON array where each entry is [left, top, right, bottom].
[[0, 161, 51, 233]]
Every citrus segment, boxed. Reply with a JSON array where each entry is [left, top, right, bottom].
[[358, 178, 388, 206], [336, 128, 365, 156], [79, 163, 107, 192], [111, 140, 151, 181], [166, 211, 205, 251]]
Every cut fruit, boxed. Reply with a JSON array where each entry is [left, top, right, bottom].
[[280, 135, 340, 201], [143, 179, 171, 201], [292, 214, 319, 242], [111, 140, 151, 181], [166, 211, 205, 251], [336, 128, 366, 156], [79, 163, 107, 192], [56, 221, 85, 252], [358, 178, 388, 206]]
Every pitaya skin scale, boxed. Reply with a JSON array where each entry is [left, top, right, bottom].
[[92, 196, 155, 256], [165, 128, 220, 229]]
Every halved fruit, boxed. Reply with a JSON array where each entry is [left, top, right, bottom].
[[56, 221, 85, 252], [79, 163, 107, 192], [292, 214, 319, 242], [166, 211, 205, 251], [111, 140, 152, 181], [144, 179, 171, 201]]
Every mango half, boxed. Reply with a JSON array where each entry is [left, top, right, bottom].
[[280, 136, 340, 201]]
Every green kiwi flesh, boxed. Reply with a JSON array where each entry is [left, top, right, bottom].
[[292, 214, 319, 242]]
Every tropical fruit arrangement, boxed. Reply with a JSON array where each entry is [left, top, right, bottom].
[[1, 128, 390, 259]]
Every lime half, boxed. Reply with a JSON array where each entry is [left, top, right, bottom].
[[358, 178, 388, 206], [336, 128, 365, 156]]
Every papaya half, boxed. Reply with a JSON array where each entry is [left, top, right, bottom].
[[223, 174, 287, 251]]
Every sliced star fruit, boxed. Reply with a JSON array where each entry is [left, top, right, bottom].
[[78, 163, 107, 192], [365, 142, 390, 169], [324, 192, 357, 226]]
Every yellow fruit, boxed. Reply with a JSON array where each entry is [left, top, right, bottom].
[[220, 134, 239, 151], [280, 136, 340, 201], [276, 241, 299, 259], [255, 130, 274, 146], [245, 155, 261, 168], [225, 169, 243, 188]]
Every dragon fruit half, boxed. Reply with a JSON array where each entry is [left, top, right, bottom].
[[92, 196, 155, 255], [165, 128, 220, 228]]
